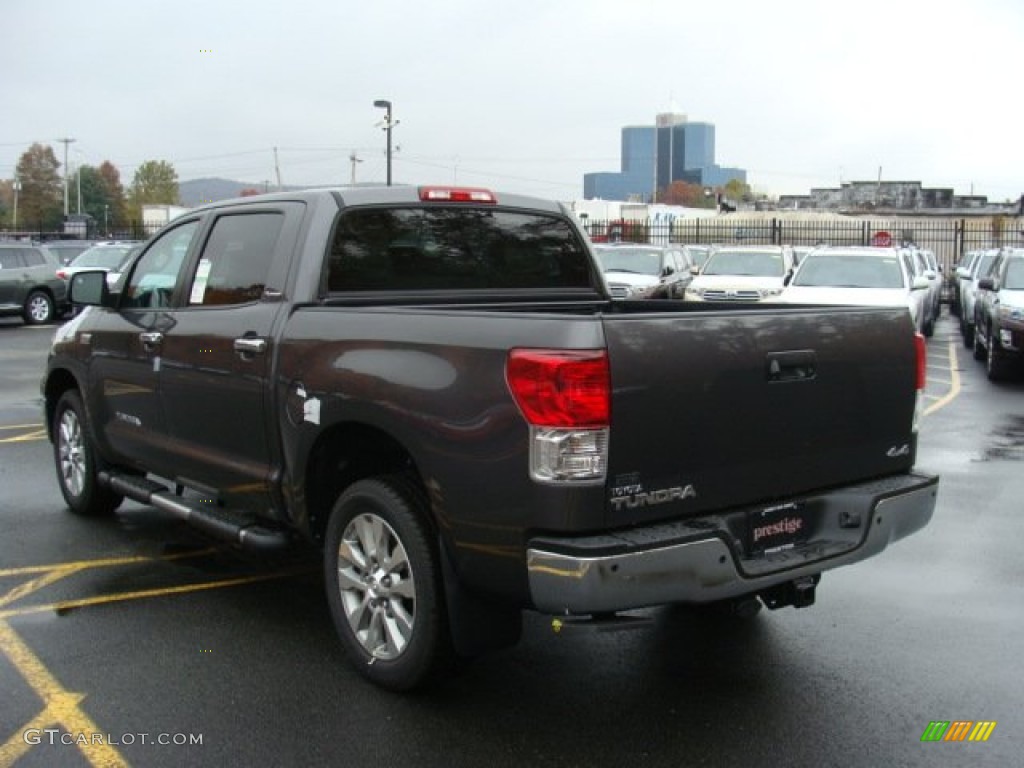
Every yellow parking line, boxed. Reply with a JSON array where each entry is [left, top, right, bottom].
[[0, 429, 48, 444], [0, 424, 44, 431], [0, 619, 129, 767], [0, 565, 88, 609], [0, 549, 216, 578], [924, 340, 961, 416], [0, 566, 314, 620]]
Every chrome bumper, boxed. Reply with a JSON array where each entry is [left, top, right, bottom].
[[527, 473, 938, 615]]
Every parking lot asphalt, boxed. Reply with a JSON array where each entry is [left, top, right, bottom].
[[1, 311, 1021, 767]]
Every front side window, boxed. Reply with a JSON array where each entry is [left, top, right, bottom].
[[327, 207, 593, 293], [122, 221, 200, 309]]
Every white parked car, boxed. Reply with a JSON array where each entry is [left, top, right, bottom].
[[777, 247, 931, 331], [56, 242, 143, 286], [685, 245, 796, 302], [959, 248, 1000, 348]]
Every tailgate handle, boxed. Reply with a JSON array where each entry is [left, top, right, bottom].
[[766, 350, 816, 383]]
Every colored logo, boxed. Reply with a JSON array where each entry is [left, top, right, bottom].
[[920, 721, 996, 742]]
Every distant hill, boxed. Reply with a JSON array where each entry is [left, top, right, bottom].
[[178, 178, 385, 207], [179, 177, 270, 206]]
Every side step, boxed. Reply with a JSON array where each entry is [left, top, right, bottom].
[[99, 471, 292, 553]]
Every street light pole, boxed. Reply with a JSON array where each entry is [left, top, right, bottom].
[[57, 137, 76, 217], [373, 99, 393, 186], [12, 177, 20, 230]]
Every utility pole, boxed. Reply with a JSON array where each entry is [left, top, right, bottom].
[[373, 100, 396, 186], [273, 147, 283, 191], [349, 152, 363, 185], [57, 137, 76, 217]]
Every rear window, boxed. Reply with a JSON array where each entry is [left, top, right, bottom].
[[327, 207, 593, 293]]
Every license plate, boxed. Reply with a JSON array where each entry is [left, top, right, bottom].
[[747, 502, 809, 555]]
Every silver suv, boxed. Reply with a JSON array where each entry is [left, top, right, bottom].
[[0, 243, 69, 324]]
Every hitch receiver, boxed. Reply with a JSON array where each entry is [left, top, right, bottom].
[[760, 574, 820, 610]]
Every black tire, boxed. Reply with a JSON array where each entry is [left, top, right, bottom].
[[986, 329, 1007, 381], [962, 320, 974, 349], [973, 323, 986, 361], [52, 390, 123, 516], [324, 475, 452, 691], [23, 290, 55, 325]]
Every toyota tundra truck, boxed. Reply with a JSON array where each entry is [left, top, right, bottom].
[[43, 185, 938, 690]]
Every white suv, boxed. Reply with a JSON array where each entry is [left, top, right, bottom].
[[686, 245, 795, 302]]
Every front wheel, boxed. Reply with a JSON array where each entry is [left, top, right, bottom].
[[986, 329, 1008, 381], [324, 475, 452, 691], [24, 290, 55, 325], [52, 390, 123, 516]]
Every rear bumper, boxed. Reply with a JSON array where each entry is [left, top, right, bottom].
[[526, 472, 938, 615]]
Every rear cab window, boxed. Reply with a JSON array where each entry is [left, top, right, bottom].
[[326, 206, 597, 297]]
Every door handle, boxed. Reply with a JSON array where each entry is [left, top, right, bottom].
[[233, 337, 267, 356], [139, 332, 163, 350], [766, 350, 816, 383]]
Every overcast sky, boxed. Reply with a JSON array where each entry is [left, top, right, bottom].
[[2, 0, 1021, 202]]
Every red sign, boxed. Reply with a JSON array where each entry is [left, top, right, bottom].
[[871, 230, 892, 247]]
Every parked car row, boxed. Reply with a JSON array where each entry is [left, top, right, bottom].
[[0, 239, 141, 325], [593, 240, 942, 339], [955, 247, 1024, 380]]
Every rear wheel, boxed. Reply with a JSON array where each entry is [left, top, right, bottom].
[[962, 319, 974, 349], [52, 390, 123, 516], [986, 329, 1007, 381], [24, 290, 55, 325], [324, 475, 452, 690]]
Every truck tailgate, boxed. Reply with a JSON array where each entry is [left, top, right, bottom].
[[601, 304, 919, 527]]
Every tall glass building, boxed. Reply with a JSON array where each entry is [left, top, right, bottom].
[[584, 113, 746, 201]]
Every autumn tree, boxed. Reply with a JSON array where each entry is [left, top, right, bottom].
[[128, 159, 180, 221], [238, 187, 262, 197], [98, 160, 127, 228], [659, 180, 715, 208], [15, 143, 63, 230]]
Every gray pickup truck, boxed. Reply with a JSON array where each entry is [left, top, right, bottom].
[[44, 185, 938, 690]]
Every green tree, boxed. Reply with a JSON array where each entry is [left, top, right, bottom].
[[128, 159, 180, 221], [724, 178, 753, 203], [15, 143, 63, 230], [98, 160, 127, 229]]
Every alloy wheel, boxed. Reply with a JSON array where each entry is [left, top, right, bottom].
[[335, 512, 416, 660]]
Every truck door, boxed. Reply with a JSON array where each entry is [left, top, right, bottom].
[[156, 206, 300, 512], [84, 220, 201, 469]]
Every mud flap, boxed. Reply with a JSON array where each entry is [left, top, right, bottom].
[[439, 537, 522, 657]]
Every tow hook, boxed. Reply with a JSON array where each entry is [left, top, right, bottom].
[[760, 574, 820, 610]]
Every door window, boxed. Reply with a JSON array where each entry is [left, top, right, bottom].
[[122, 221, 200, 309]]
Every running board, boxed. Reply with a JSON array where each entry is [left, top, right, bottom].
[[99, 471, 291, 553]]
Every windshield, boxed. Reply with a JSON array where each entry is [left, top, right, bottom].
[[703, 249, 786, 277], [1004, 259, 1024, 290], [594, 247, 663, 275], [792, 254, 906, 289]]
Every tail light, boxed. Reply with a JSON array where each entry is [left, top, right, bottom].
[[506, 349, 609, 484], [913, 332, 926, 433], [56, 269, 69, 280]]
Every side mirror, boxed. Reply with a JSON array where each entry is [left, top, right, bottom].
[[69, 270, 112, 307], [911, 276, 931, 291], [977, 277, 997, 291]]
